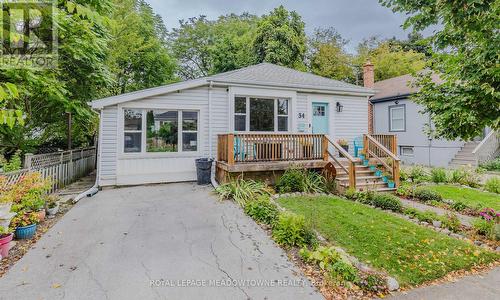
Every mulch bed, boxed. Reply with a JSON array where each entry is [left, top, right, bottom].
[[0, 201, 74, 278]]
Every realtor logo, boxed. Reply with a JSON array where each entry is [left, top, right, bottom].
[[0, 0, 57, 68]]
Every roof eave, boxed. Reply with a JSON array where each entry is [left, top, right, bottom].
[[370, 93, 412, 103]]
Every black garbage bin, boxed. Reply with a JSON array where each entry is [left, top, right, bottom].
[[195, 158, 214, 185]]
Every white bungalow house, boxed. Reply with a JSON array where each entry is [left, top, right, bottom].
[[91, 63, 400, 190]]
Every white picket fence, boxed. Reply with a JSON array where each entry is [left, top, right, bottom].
[[1, 147, 96, 193]]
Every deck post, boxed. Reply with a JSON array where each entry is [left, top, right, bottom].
[[322, 135, 329, 161], [227, 134, 235, 165], [393, 159, 400, 188], [391, 135, 397, 154], [349, 161, 356, 189]]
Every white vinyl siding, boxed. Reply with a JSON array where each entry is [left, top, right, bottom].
[[99, 105, 118, 186]]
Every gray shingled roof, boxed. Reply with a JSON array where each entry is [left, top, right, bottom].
[[208, 63, 370, 93], [372, 72, 443, 101]]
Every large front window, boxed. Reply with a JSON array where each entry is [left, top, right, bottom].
[[234, 97, 289, 132], [123, 109, 198, 154]]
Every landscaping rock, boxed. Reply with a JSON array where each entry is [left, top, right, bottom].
[[432, 221, 442, 228], [442, 228, 450, 235], [386, 277, 399, 291], [450, 233, 462, 239], [496, 247, 500, 252], [474, 241, 482, 246], [480, 244, 490, 249]]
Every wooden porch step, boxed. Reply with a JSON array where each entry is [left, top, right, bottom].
[[338, 181, 389, 189], [336, 175, 382, 181]]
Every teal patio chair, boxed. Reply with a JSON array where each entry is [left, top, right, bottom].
[[234, 137, 256, 161], [353, 136, 364, 157]]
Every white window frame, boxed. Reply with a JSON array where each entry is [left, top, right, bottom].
[[234, 96, 290, 132], [389, 104, 406, 132], [121, 108, 200, 156], [400, 146, 414, 156], [123, 109, 143, 153]]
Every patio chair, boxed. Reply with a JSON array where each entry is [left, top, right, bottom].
[[353, 136, 364, 157], [234, 137, 256, 161]]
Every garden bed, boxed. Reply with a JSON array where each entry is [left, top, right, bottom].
[[276, 195, 499, 287], [425, 185, 500, 211]]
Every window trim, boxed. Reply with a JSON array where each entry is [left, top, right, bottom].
[[123, 109, 143, 153], [233, 96, 290, 132], [121, 108, 200, 156], [400, 145, 414, 157], [389, 104, 406, 132]]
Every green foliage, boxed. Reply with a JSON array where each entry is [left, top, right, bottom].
[[408, 166, 428, 183], [480, 158, 500, 172], [0, 83, 23, 129], [244, 196, 279, 226], [396, 182, 415, 197], [215, 178, 272, 207], [442, 214, 461, 233], [414, 188, 443, 202], [380, 0, 500, 140], [372, 193, 403, 212], [449, 169, 467, 184], [299, 246, 359, 284], [426, 185, 500, 211], [403, 208, 441, 224], [9, 212, 39, 228], [430, 168, 448, 184], [253, 5, 307, 69], [472, 219, 495, 239], [276, 168, 326, 194], [484, 177, 500, 194], [0, 226, 12, 236], [2, 150, 22, 172], [451, 201, 468, 212], [358, 273, 387, 292], [272, 212, 317, 247]]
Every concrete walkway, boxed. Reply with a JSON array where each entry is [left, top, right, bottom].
[[0, 183, 322, 300], [400, 198, 475, 226], [390, 267, 500, 300]]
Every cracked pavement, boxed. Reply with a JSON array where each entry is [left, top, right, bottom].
[[0, 183, 323, 300]]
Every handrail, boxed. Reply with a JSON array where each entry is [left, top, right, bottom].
[[472, 130, 499, 165], [324, 135, 356, 162], [324, 135, 356, 188], [365, 135, 400, 161]]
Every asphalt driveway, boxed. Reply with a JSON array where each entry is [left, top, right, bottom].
[[0, 183, 322, 300]]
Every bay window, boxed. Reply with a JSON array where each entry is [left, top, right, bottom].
[[123, 108, 198, 154], [234, 97, 289, 132]]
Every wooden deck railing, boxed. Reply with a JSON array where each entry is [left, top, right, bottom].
[[324, 135, 357, 189], [369, 134, 397, 158], [217, 133, 325, 164], [364, 134, 400, 187]]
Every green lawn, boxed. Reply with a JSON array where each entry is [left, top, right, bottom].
[[426, 185, 500, 210], [277, 196, 499, 287]]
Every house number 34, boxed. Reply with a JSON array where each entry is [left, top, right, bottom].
[[298, 113, 305, 119]]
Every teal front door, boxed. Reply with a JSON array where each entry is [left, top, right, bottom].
[[312, 103, 329, 134]]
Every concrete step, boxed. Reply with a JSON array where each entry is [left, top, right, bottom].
[[451, 158, 477, 164], [454, 154, 476, 160]]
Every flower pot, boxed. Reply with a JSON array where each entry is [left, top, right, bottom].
[[388, 182, 395, 189], [375, 170, 382, 177], [369, 165, 376, 171], [382, 176, 388, 183], [46, 205, 59, 216], [359, 154, 365, 160], [0, 233, 13, 257], [363, 159, 369, 166], [15, 224, 37, 240], [0, 203, 12, 215], [37, 210, 46, 222]]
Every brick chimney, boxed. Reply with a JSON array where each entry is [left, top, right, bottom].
[[363, 61, 375, 133]]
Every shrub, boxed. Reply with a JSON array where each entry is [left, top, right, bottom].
[[396, 182, 415, 197], [442, 214, 461, 232], [358, 273, 387, 292], [431, 168, 448, 183], [484, 177, 500, 194], [399, 167, 410, 182], [0, 172, 51, 206], [372, 193, 403, 212], [472, 219, 494, 238], [449, 167, 481, 187], [244, 196, 279, 226], [299, 246, 359, 284], [403, 208, 442, 223], [449, 169, 467, 184], [451, 201, 468, 212], [215, 178, 273, 207], [408, 166, 428, 183], [414, 188, 443, 202], [272, 212, 317, 247], [276, 168, 326, 194], [275, 169, 305, 193], [344, 188, 358, 200], [480, 158, 500, 171], [2, 150, 22, 173]]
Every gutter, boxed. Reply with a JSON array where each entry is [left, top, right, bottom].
[[208, 81, 213, 158], [370, 93, 412, 104], [73, 109, 103, 202]]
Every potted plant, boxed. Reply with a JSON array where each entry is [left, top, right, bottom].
[[363, 157, 370, 166], [369, 164, 377, 171], [10, 212, 39, 240], [375, 168, 383, 177], [358, 149, 366, 161], [45, 196, 59, 216], [337, 139, 349, 157], [387, 175, 395, 188], [20, 194, 46, 222], [382, 171, 390, 183], [0, 226, 13, 258]]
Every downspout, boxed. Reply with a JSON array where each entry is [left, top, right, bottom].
[[208, 80, 219, 188], [73, 109, 103, 202]]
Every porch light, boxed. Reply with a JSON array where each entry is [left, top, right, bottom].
[[336, 102, 343, 112]]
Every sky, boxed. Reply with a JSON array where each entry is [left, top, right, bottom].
[[145, 0, 419, 53]]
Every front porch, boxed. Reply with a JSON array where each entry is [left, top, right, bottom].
[[215, 133, 401, 191]]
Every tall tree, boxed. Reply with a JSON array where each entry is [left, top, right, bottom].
[[107, 0, 176, 95], [354, 37, 426, 82], [253, 5, 307, 69], [380, 0, 500, 140], [308, 27, 353, 82], [169, 13, 259, 79]]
